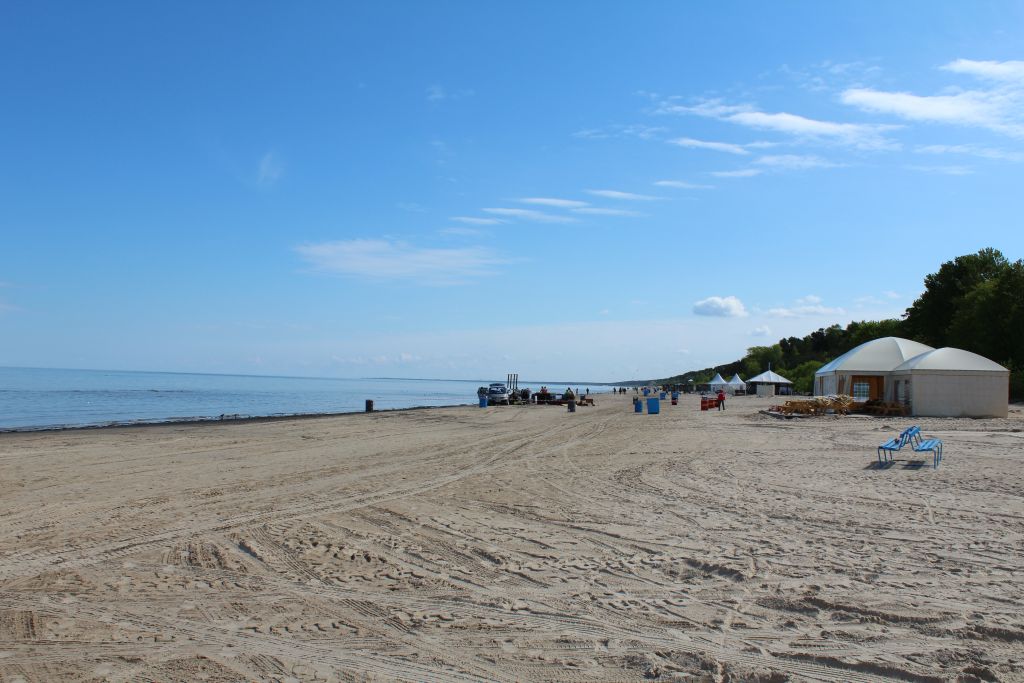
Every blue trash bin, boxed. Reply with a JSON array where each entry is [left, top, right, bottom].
[[479, 395, 488, 408], [646, 397, 660, 414], [643, 388, 650, 396], [659, 392, 667, 400], [633, 399, 643, 413]]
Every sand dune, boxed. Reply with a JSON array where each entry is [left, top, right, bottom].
[[1, 394, 1022, 682]]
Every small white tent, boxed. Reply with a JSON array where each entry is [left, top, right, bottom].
[[727, 373, 746, 395], [746, 369, 792, 397], [891, 347, 1009, 418], [814, 337, 934, 400], [708, 373, 730, 393]]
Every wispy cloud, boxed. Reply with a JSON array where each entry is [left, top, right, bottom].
[[905, 164, 974, 176], [728, 111, 899, 150], [751, 325, 771, 337], [426, 84, 474, 102], [710, 169, 763, 178], [657, 97, 753, 118], [571, 207, 642, 216], [439, 227, 483, 237], [586, 189, 659, 201], [295, 239, 505, 285], [482, 207, 578, 223], [668, 137, 750, 155], [573, 124, 667, 140], [519, 197, 589, 208], [767, 296, 845, 318], [693, 295, 748, 317], [654, 180, 715, 189], [661, 97, 898, 150], [915, 144, 1024, 162], [258, 152, 283, 185], [753, 154, 840, 170], [842, 59, 1024, 138], [942, 59, 1024, 82], [452, 216, 504, 225]]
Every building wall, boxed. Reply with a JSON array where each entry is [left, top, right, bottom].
[[909, 373, 1009, 418]]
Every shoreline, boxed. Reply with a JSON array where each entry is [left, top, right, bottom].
[[0, 400, 480, 435]]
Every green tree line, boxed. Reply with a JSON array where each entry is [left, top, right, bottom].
[[655, 248, 1024, 400]]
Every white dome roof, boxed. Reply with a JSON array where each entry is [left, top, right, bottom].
[[893, 347, 1008, 373], [815, 337, 935, 375]]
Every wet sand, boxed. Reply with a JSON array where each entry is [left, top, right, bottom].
[[1, 394, 1022, 682]]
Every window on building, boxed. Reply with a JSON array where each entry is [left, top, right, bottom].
[[852, 381, 871, 400]]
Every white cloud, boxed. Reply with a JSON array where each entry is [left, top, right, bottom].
[[906, 165, 974, 175], [751, 325, 771, 337], [710, 169, 763, 178], [586, 189, 659, 201], [654, 180, 715, 189], [519, 197, 589, 208], [915, 144, 1024, 162], [767, 301, 846, 318], [427, 85, 446, 101], [942, 59, 1024, 82], [883, 290, 901, 299], [573, 124, 667, 140], [727, 110, 899, 149], [571, 207, 642, 216], [842, 60, 1024, 138], [258, 152, 283, 185], [753, 154, 839, 169], [663, 97, 899, 149], [657, 98, 754, 118], [482, 207, 578, 223], [668, 137, 749, 155], [295, 239, 505, 285], [842, 88, 1000, 127], [452, 216, 504, 225], [439, 227, 483, 237], [693, 295, 748, 317]]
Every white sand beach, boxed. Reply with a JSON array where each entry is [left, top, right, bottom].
[[1, 394, 1022, 682]]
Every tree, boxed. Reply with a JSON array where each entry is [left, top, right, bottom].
[[903, 248, 1009, 347]]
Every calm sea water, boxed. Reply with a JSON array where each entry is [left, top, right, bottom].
[[0, 367, 505, 431]]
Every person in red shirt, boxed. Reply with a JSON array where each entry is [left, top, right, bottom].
[[716, 389, 726, 410]]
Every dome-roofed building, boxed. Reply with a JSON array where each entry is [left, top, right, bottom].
[[890, 347, 1009, 418], [814, 337, 934, 401]]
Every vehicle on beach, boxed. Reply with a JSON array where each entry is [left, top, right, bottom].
[[486, 383, 511, 405]]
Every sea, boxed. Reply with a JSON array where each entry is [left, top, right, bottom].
[[0, 366, 567, 431]]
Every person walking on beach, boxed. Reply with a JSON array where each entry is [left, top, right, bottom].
[[716, 388, 726, 410]]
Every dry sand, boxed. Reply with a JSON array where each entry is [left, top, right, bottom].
[[0, 394, 1022, 682]]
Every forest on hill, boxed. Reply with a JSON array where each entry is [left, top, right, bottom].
[[655, 248, 1024, 400]]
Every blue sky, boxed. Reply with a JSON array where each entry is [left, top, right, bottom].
[[2, 2, 1023, 382]]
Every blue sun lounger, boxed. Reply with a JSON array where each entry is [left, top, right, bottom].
[[877, 426, 921, 465], [913, 438, 943, 469]]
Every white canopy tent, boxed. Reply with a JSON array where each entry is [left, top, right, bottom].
[[890, 347, 1009, 417], [708, 373, 730, 393], [746, 369, 792, 397], [727, 373, 746, 394]]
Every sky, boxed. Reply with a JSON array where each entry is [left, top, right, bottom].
[[2, 2, 1023, 382]]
